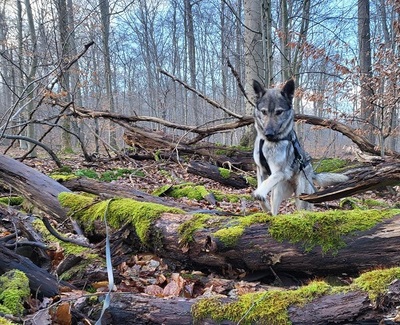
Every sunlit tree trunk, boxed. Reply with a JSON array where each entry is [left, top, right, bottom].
[[241, 0, 271, 146]]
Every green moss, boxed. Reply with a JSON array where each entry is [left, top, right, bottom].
[[213, 226, 244, 246], [245, 176, 257, 187], [269, 209, 399, 253], [213, 214, 271, 246], [50, 173, 77, 181], [72, 168, 144, 182], [212, 191, 252, 203], [152, 185, 173, 197], [340, 197, 388, 209], [58, 192, 184, 244], [178, 214, 215, 244], [0, 196, 24, 206], [99, 168, 145, 182], [75, 168, 99, 179], [192, 280, 332, 325], [353, 267, 400, 302], [218, 168, 231, 179], [0, 316, 16, 325], [153, 183, 252, 204], [0, 270, 30, 316], [313, 158, 348, 173], [153, 184, 210, 201], [214, 144, 251, 156], [181, 209, 397, 251], [32, 218, 89, 256]]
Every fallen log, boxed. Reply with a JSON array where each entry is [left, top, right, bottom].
[[300, 161, 400, 203], [0, 244, 60, 297], [122, 129, 254, 171], [187, 160, 250, 189], [1, 154, 400, 279], [101, 279, 400, 324], [149, 211, 400, 277], [0, 153, 70, 222]]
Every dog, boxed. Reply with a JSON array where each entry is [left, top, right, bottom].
[[252, 79, 348, 215]]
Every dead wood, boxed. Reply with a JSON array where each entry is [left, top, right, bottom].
[[60, 177, 183, 208], [0, 243, 60, 297], [107, 212, 400, 278], [102, 281, 399, 325], [300, 161, 400, 203], [0, 244, 60, 297], [187, 160, 250, 189], [0, 153, 70, 222], [45, 93, 400, 159], [122, 128, 254, 171]]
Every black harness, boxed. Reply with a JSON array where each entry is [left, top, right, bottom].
[[258, 130, 310, 176]]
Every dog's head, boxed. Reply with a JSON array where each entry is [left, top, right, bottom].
[[253, 79, 295, 141]]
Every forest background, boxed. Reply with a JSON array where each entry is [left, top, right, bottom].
[[0, 0, 399, 159]]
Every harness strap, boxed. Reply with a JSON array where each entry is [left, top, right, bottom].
[[259, 139, 271, 175], [291, 134, 310, 171], [258, 130, 310, 174]]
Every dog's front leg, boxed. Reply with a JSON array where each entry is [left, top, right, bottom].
[[254, 172, 287, 215], [255, 165, 271, 212]]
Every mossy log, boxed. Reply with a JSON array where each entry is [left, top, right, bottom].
[[145, 211, 400, 277], [60, 177, 178, 207], [0, 153, 70, 222], [100, 280, 400, 324], [0, 244, 60, 297]]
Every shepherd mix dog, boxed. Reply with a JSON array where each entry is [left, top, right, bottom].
[[252, 79, 348, 215]]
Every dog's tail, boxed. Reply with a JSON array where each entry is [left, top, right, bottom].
[[313, 172, 349, 187]]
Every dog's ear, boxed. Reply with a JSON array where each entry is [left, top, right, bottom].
[[253, 80, 266, 99], [281, 79, 295, 102]]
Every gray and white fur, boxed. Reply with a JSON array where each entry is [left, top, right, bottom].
[[253, 79, 348, 215]]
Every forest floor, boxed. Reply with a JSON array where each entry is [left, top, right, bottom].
[[1, 146, 400, 323], [10, 147, 399, 214]]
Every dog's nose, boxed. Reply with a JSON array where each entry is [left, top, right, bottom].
[[265, 133, 275, 141]]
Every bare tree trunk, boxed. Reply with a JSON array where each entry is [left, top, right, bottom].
[[23, 0, 38, 157], [55, 0, 73, 152], [279, 0, 290, 80], [100, 0, 117, 148], [184, 0, 198, 123], [358, 0, 374, 142], [240, 0, 264, 146]]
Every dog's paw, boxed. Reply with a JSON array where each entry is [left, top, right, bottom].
[[253, 189, 265, 201]]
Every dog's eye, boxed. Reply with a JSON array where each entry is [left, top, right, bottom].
[[276, 110, 284, 116], [261, 110, 268, 116]]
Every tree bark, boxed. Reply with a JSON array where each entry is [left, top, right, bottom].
[[151, 212, 400, 277], [0, 244, 60, 297], [300, 161, 400, 203], [187, 160, 250, 189], [101, 280, 400, 324], [0, 153, 69, 222]]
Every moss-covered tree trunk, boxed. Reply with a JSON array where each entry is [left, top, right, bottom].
[[101, 277, 400, 324]]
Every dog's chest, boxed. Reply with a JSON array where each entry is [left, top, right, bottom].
[[254, 137, 295, 173]]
